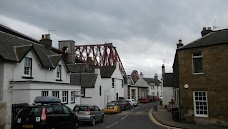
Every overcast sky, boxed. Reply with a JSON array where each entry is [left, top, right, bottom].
[[1, 0, 228, 78]]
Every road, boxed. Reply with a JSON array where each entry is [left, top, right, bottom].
[[79, 102, 165, 129]]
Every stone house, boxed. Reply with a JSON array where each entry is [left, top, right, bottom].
[[0, 24, 81, 129], [173, 27, 228, 126]]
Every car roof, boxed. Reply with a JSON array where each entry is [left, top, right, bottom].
[[34, 96, 61, 104]]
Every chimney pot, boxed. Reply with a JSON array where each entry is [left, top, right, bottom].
[[208, 27, 211, 30]]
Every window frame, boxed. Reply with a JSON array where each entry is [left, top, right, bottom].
[[193, 91, 208, 117], [41, 91, 48, 96], [112, 78, 115, 88], [70, 91, 75, 103], [81, 88, 85, 97], [192, 52, 203, 74], [23, 57, 33, 78], [52, 91, 59, 98], [56, 65, 62, 81], [62, 91, 68, 104]]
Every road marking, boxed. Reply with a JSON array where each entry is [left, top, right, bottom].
[[121, 115, 128, 120], [131, 109, 135, 112], [106, 122, 118, 128], [135, 107, 139, 109]]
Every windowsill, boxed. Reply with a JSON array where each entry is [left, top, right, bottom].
[[81, 97, 92, 98], [70, 102, 75, 104], [55, 79, 62, 81], [62, 102, 68, 104], [194, 114, 208, 117], [193, 72, 204, 75], [22, 76, 33, 79]]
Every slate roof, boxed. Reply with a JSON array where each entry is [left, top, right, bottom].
[[144, 78, 161, 86], [98, 66, 116, 78], [180, 29, 228, 50], [70, 73, 98, 88], [0, 30, 62, 69], [163, 73, 174, 87], [67, 63, 94, 73]]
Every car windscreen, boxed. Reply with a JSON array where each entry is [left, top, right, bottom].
[[106, 103, 115, 108], [19, 107, 42, 117], [73, 106, 88, 111]]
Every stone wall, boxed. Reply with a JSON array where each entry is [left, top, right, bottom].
[[0, 101, 6, 129], [177, 44, 228, 126]]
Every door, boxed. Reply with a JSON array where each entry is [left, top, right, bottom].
[[131, 89, 136, 100], [116, 93, 118, 100]]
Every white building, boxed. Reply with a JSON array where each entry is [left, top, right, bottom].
[[0, 25, 80, 129], [161, 64, 174, 106]]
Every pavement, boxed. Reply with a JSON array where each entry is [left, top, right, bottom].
[[149, 104, 227, 129]]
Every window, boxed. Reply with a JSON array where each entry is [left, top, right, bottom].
[[192, 52, 203, 74], [112, 78, 115, 88], [81, 88, 85, 97], [56, 65, 61, 80], [24, 57, 32, 76], [52, 91, 59, 98], [194, 91, 208, 117], [122, 80, 124, 88], [99, 86, 101, 96], [71, 91, 75, 103], [41, 91, 48, 96], [62, 91, 68, 104]]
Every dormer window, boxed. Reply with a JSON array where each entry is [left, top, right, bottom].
[[22, 57, 33, 79], [56, 65, 62, 81]]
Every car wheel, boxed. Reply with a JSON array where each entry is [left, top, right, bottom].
[[101, 115, 104, 122], [90, 118, 95, 126]]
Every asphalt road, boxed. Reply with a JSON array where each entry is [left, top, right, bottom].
[[79, 102, 165, 129]]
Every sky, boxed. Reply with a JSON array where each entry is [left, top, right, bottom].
[[1, 0, 228, 79]]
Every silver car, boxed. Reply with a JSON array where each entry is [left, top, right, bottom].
[[126, 99, 138, 107], [73, 104, 104, 126]]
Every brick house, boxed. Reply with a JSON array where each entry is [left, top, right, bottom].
[[173, 27, 228, 126]]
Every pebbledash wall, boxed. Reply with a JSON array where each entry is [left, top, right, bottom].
[[178, 44, 228, 126], [1, 51, 80, 129]]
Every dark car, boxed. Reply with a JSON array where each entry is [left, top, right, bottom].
[[112, 99, 131, 110], [14, 96, 79, 129], [73, 104, 104, 126]]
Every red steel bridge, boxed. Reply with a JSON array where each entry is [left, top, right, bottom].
[[75, 43, 126, 76]]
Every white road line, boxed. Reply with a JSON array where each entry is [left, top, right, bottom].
[[121, 115, 128, 120], [106, 122, 118, 128], [131, 109, 135, 112], [135, 107, 139, 109]]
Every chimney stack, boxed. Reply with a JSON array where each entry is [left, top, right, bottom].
[[154, 73, 158, 80], [58, 40, 75, 64], [177, 39, 183, 48], [139, 72, 143, 79], [40, 34, 52, 50], [201, 27, 213, 37]]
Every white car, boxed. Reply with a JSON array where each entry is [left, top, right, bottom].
[[126, 99, 138, 107]]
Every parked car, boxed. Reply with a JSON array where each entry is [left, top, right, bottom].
[[112, 100, 131, 110], [14, 96, 79, 129], [126, 99, 138, 107], [104, 102, 121, 114], [138, 97, 150, 103], [154, 96, 161, 101], [146, 95, 156, 102], [73, 104, 104, 126]]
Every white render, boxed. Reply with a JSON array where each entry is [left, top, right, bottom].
[[163, 87, 174, 106], [1, 50, 80, 129], [80, 69, 104, 109]]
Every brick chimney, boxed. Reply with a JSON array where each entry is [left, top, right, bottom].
[[40, 34, 52, 50], [177, 39, 183, 48], [201, 27, 213, 37]]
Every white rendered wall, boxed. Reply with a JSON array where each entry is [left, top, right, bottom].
[[163, 87, 174, 106], [13, 51, 70, 83]]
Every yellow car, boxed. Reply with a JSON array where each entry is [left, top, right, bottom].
[[104, 102, 121, 114]]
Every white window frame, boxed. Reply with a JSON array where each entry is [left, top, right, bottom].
[[56, 65, 61, 80], [81, 88, 85, 97], [193, 91, 208, 117], [41, 91, 48, 96], [70, 91, 75, 103], [52, 91, 59, 98], [24, 57, 32, 76], [192, 52, 203, 74], [62, 91, 68, 104]]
